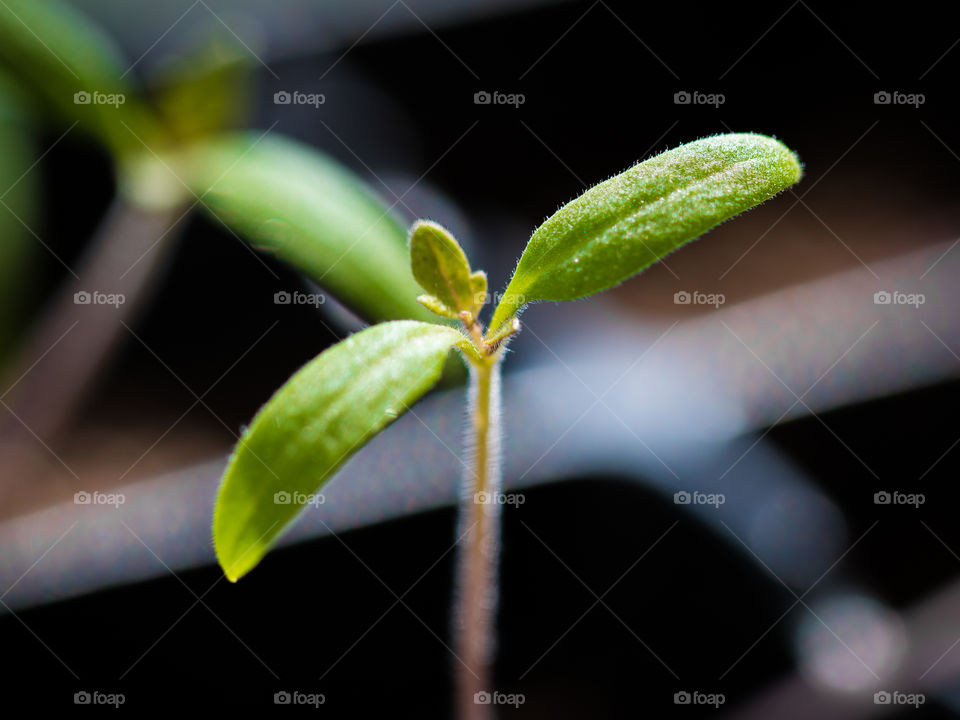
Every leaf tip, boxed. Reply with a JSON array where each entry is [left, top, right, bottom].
[[407, 218, 446, 244], [416, 293, 459, 319], [766, 134, 803, 186], [215, 539, 256, 583], [735, 132, 803, 189]]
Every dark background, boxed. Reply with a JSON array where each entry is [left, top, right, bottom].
[[5, 0, 960, 716]]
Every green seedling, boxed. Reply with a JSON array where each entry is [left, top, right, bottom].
[[213, 133, 802, 719]]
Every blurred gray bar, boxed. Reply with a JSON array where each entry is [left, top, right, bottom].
[[1, 237, 958, 618]]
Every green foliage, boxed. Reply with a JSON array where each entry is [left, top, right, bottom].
[[213, 320, 466, 581], [488, 133, 802, 331], [0, 2, 444, 322], [151, 34, 254, 144], [0, 0, 160, 157], [188, 133, 442, 324], [410, 220, 485, 321], [203, 132, 803, 581]]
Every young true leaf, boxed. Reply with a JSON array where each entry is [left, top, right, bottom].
[[151, 34, 254, 143], [409, 221, 481, 319], [214, 321, 466, 581], [188, 134, 442, 325], [417, 294, 461, 320], [470, 271, 488, 308], [489, 133, 802, 331]]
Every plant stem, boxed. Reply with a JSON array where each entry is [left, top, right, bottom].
[[455, 351, 502, 720], [0, 192, 187, 513]]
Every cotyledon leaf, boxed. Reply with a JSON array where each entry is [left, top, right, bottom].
[[187, 133, 442, 325], [489, 133, 802, 331], [0, 0, 160, 157], [214, 320, 468, 581]]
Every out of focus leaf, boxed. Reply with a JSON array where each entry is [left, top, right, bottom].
[[489, 133, 802, 331], [213, 320, 465, 581], [0, 0, 160, 156], [188, 133, 440, 324], [151, 33, 253, 143]]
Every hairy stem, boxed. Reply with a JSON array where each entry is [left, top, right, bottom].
[[455, 352, 502, 720]]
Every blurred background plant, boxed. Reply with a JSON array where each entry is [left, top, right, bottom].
[[0, 0, 447, 510]]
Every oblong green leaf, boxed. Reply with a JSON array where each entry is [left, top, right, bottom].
[[0, 0, 160, 157], [409, 220, 477, 317], [489, 133, 802, 331], [214, 320, 465, 581], [188, 133, 441, 324]]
